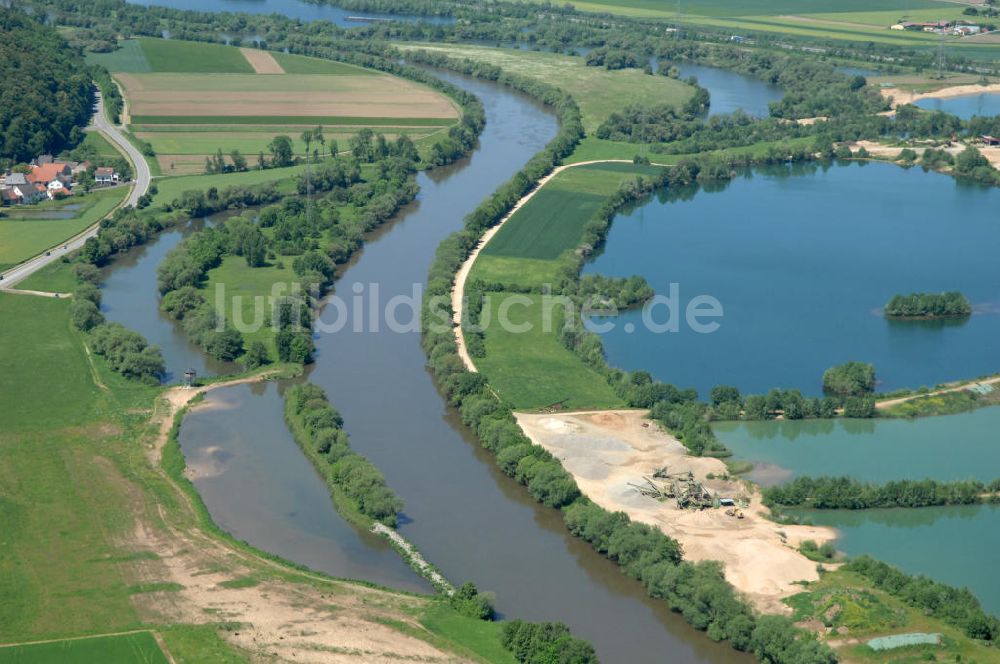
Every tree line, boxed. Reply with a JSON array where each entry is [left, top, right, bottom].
[[763, 475, 1000, 510], [68, 262, 165, 384], [285, 383, 404, 525]]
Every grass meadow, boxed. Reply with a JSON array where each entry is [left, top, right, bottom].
[[0, 632, 168, 664], [396, 44, 695, 131], [475, 293, 624, 410], [0, 188, 126, 270]]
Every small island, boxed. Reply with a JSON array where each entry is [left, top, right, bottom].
[[884, 291, 972, 319]]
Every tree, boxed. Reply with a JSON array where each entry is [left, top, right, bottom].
[[70, 298, 103, 331], [268, 135, 294, 168], [206, 328, 244, 361], [822, 362, 875, 397], [244, 340, 269, 369], [300, 129, 313, 157], [230, 149, 248, 172]]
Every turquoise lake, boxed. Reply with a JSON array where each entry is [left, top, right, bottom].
[[715, 412, 1000, 613], [915, 92, 1000, 119], [797, 505, 1000, 614], [713, 408, 1000, 486], [585, 161, 1000, 397]]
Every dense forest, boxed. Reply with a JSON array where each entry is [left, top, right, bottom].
[[764, 475, 1000, 510], [0, 8, 93, 164], [885, 291, 972, 318]]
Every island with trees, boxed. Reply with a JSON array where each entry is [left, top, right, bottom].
[[885, 291, 972, 319]]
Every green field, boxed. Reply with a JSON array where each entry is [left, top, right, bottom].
[[135, 37, 254, 74], [149, 162, 310, 207], [0, 189, 126, 270], [84, 39, 151, 73], [14, 259, 78, 293], [79, 131, 123, 161], [475, 293, 624, 410], [205, 254, 300, 355], [397, 44, 694, 131], [271, 51, 376, 75], [0, 632, 168, 664], [472, 163, 661, 289]]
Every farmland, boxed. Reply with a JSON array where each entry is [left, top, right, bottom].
[[471, 163, 662, 289], [475, 293, 626, 410], [531, 0, 983, 49], [396, 44, 695, 131], [96, 38, 460, 174]]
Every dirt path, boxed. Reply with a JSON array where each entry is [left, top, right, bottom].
[[450, 159, 665, 371], [876, 375, 1000, 409], [115, 371, 473, 663], [240, 48, 285, 74], [516, 410, 837, 614], [0, 288, 72, 298]]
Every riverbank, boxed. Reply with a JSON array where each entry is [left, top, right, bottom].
[[516, 410, 836, 614]]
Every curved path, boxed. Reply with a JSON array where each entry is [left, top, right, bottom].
[[450, 158, 665, 371], [0, 90, 150, 289]]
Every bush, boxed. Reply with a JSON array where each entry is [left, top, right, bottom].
[[449, 582, 495, 620]]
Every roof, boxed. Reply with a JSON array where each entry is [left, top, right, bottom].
[[28, 163, 71, 184], [5, 172, 28, 186], [95, 167, 115, 176]]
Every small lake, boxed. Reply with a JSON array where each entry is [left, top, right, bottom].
[[585, 161, 1000, 397], [678, 63, 782, 117], [713, 408, 1000, 486], [915, 92, 1000, 119], [798, 505, 1000, 614], [178, 382, 430, 592], [127, 0, 453, 25]]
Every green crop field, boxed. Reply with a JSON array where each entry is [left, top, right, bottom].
[[472, 163, 662, 289], [136, 37, 254, 73], [149, 162, 310, 207], [271, 52, 376, 75], [476, 293, 624, 410], [0, 189, 126, 270], [397, 44, 694, 131], [0, 632, 168, 664], [84, 39, 150, 73]]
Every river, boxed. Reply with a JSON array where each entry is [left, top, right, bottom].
[[584, 160, 1000, 397], [99, 67, 745, 661], [127, 0, 453, 26]]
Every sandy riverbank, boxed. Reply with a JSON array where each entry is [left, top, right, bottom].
[[131, 371, 471, 663], [881, 82, 1000, 107], [516, 410, 837, 614]]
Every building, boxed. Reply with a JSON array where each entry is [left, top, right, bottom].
[[28, 162, 73, 188], [95, 167, 118, 185]]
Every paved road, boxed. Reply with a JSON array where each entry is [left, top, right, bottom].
[[0, 89, 151, 289]]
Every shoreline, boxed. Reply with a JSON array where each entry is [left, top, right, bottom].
[[881, 81, 1000, 107], [449, 158, 659, 372], [516, 409, 838, 614]]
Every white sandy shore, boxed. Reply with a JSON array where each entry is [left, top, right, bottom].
[[881, 82, 1000, 107], [517, 410, 838, 614]]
